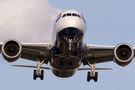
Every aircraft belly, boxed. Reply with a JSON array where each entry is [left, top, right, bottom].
[[50, 56, 81, 78]]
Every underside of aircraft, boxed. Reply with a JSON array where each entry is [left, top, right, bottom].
[[0, 10, 134, 82]]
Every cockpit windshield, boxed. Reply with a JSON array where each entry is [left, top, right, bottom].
[[62, 13, 81, 18]]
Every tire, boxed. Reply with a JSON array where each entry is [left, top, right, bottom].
[[94, 72, 98, 82], [33, 70, 37, 80], [41, 70, 44, 80], [87, 72, 91, 82]]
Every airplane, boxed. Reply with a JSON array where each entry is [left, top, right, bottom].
[[0, 10, 134, 82]]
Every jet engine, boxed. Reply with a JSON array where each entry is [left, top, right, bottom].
[[114, 43, 134, 66], [1, 39, 22, 62]]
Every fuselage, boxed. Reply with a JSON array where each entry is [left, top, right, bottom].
[[50, 10, 87, 78]]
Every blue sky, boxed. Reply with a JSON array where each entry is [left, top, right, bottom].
[[0, 0, 135, 90]]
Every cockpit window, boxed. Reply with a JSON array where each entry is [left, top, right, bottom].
[[62, 13, 81, 19], [77, 15, 81, 18], [72, 13, 77, 16], [67, 13, 71, 16], [62, 14, 66, 18]]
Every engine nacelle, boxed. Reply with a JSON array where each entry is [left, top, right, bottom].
[[2, 39, 22, 62], [114, 43, 134, 66]]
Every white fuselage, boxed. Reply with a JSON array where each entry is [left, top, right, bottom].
[[50, 10, 87, 78], [52, 10, 86, 42]]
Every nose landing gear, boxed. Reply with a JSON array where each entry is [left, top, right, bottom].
[[68, 39, 72, 50]]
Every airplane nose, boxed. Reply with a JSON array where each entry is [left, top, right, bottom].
[[65, 18, 82, 28], [55, 17, 85, 33], [54, 16, 86, 33]]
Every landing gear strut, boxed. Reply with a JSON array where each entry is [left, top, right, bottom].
[[87, 62, 98, 82], [33, 59, 45, 80]]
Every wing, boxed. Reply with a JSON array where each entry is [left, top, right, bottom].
[[20, 43, 52, 62], [0, 42, 52, 63], [83, 44, 135, 65], [83, 44, 115, 65]]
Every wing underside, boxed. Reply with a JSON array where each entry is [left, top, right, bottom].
[[21, 43, 52, 62], [83, 44, 135, 66], [83, 44, 115, 65]]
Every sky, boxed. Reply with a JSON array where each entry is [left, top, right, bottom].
[[0, 0, 135, 90]]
